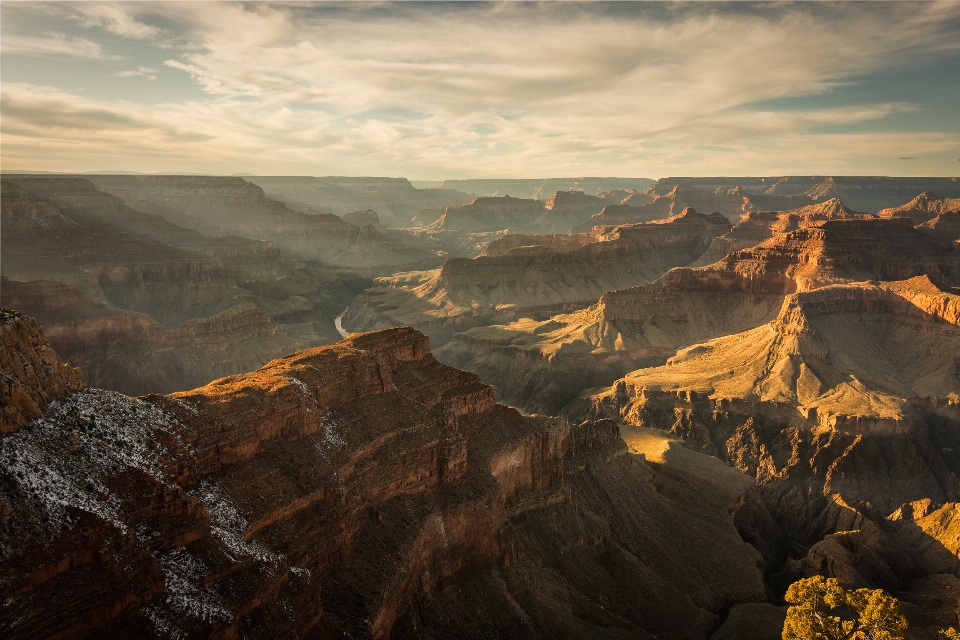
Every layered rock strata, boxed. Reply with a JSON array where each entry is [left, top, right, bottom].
[[878, 191, 960, 245], [561, 277, 960, 633], [81, 175, 442, 275], [343, 209, 730, 348], [690, 198, 874, 266], [435, 177, 655, 200], [570, 184, 817, 232], [1, 178, 369, 394], [0, 318, 769, 639], [439, 217, 960, 414]]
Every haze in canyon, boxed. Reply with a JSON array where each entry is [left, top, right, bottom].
[[3, 2, 960, 639]]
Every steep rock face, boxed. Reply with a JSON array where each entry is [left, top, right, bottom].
[[0, 310, 83, 433], [343, 209, 730, 348], [690, 198, 874, 267], [428, 195, 546, 233], [0, 321, 768, 639], [83, 175, 441, 276], [561, 277, 960, 629], [439, 217, 960, 415]]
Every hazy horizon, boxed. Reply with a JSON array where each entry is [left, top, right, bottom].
[[3, 1, 960, 179]]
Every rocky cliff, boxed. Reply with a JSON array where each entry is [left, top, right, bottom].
[[877, 192, 960, 246], [0, 309, 83, 433], [342, 209, 730, 348], [0, 317, 770, 639], [690, 198, 874, 267], [439, 217, 960, 415]]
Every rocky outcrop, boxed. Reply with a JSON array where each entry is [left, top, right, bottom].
[[343, 209, 730, 348], [440, 217, 960, 415], [690, 198, 874, 266], [340, 209, 381, 228], [0, 310, 83, 433], [428, 195, 546, 233], [0, 320, 769, 639], [878, 191, 960, 224]]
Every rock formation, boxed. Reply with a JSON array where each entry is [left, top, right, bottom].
[[690, 198, 874, 266], [342, 209, 730, 348], [878, 191, 960, 245], [0, 316, 770, 639], [0, 309, 83, 433], [340, 209, 381, 228], [570, 184, 817, 231], [1, 178, 369, 394], [439, 217, 960, 415], [559, 276, 960, 633]]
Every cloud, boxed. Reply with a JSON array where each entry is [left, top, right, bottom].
[[70, 3, 164, 40], [2, 31, 117, 60], [3, 2, 959, 177], [114, 66, 159, 81]]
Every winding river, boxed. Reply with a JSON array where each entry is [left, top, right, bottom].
[[334, 309, 349, 338]]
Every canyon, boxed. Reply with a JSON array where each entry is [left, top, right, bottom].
[[1, 310, 773, 639], [5, 173, 960, 638], [342, 208, 731, 347]]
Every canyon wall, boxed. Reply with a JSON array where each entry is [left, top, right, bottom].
[[0, 318, 770, 639]]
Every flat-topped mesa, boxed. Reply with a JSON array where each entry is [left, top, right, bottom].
[[0, 309, 83, 433], [690, 198, 875, 266], [428, 195, 546, 233], [341, 209, 381, 228], [341, 209, 731, 348]]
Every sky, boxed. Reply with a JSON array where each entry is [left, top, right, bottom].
[[2, 1, 960, 180]]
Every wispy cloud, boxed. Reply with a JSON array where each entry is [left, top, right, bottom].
[[114, 66, 159, 81], [2, 31, 118, 60], [70, 3, 165, 40]]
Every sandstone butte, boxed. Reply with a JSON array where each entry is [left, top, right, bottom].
[[402, 189, 647, 258], [561, 275, 960, 629], [0, 178, 370, 395], [438, 216, 960, 415], [878, 191, 960, 245], [340, 208, 730, 348], [0, 310, 786, 639]]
